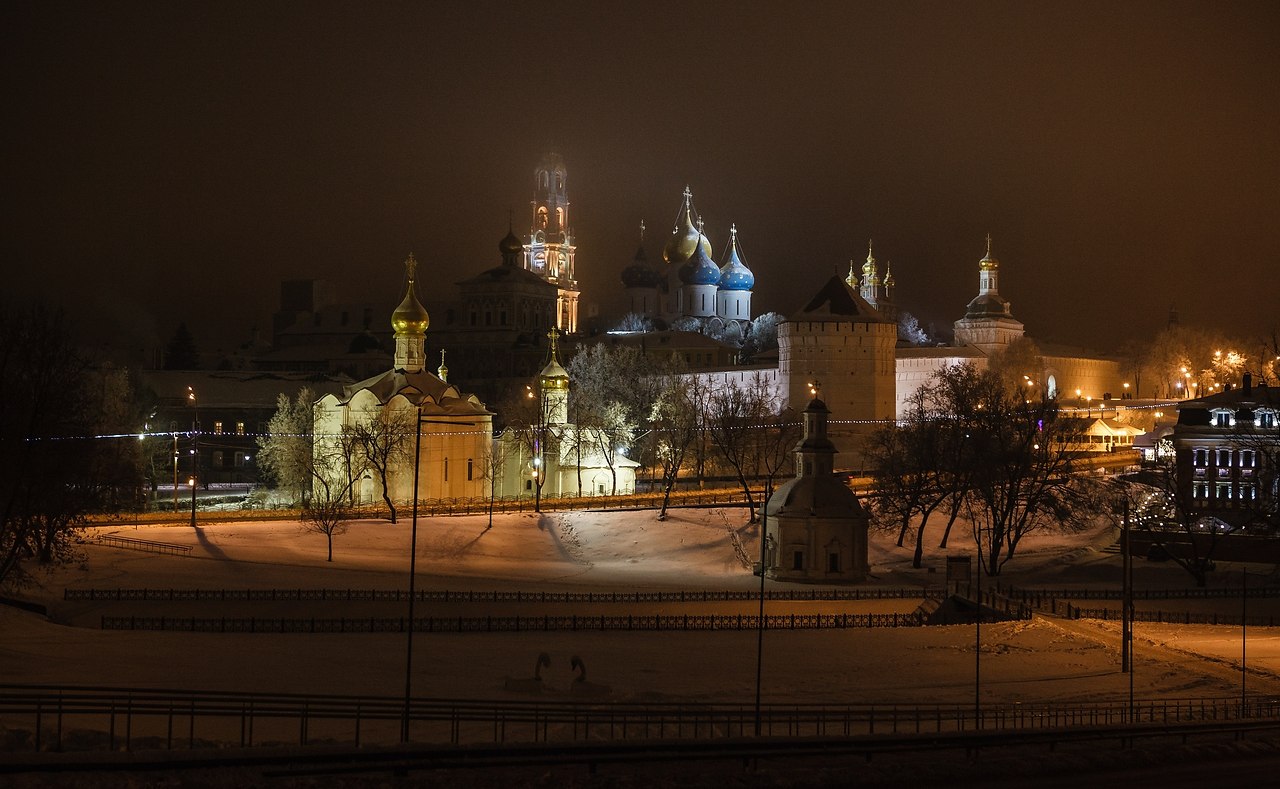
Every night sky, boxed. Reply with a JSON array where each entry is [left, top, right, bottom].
[[5, 1, 1277, 357]]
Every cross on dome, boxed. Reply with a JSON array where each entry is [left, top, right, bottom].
[[405, 253, 419, 283]]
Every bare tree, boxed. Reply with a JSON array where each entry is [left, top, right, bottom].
[[653, 374, 701, 520], [302, 427, 361, 562], [958, 369, 1090, 576], [349, 406, 415, 523], [705, 372, 779, 521]]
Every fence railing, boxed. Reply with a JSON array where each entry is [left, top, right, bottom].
[[99, 612, 927, 633], [95, 536, 191, 556], [66, 586, 938, 603], [1065, 606, 1280, 627], [5, 684, 1280, 754], [997, 582, 1280, 604]]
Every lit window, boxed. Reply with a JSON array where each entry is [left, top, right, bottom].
[[213, 421, 223, 435], [236, 422, 245, 436], [1193, 449, 1207, 467], [1217, 449, 1232, 467], [1259, 411, 1276, 429], [1214, 411, 1232, 427]]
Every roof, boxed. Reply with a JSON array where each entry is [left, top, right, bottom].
[[789, 276, 894, 323], [336, 368, 491, 417], [458, 264, 559, 293], [141, 370, 352, 409]]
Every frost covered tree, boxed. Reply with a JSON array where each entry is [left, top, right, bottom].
[[256, 388, 316, 506], [348, 407, 415, 523]]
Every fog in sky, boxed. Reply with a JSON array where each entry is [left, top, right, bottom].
[[5, 1, 1277, 356]]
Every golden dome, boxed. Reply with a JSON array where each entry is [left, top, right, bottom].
[[979, 234, 999, 270], [662, 186, 707, 265], [861, 240, 877, 279], [538, 329, 570, 391], [391, 254, 430, 335]]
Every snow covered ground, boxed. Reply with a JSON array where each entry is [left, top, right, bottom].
[[3, 507, 1279, 708]]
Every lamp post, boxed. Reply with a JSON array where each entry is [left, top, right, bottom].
[[402, 411, 477, 743], [187, 387, 198, 528]]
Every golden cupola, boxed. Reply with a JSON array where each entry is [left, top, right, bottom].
[[392, 253, 430, 335], [979, 233, 1000, 271], [662, 185, 709, 265], [538, 328, 570, 392]]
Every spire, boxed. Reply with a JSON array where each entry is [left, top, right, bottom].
[[845, 259, 858, 289], [639, 219, 646, 242], [437, 349, 448, 382], [883, 259, 894, 289]]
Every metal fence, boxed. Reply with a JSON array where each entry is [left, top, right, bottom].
[[5, 684, 1280, 754], [95, 536, 191, 556], [1065, 606, 1280, 627], [66, 586, 938, 603], [99, 612, 927, 633]]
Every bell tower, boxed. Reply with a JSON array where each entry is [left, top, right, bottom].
[[523, 153, 581, 334]]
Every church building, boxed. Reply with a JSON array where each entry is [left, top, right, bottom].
[[314, 256, 494, 505], [763, 396, 870, 582]]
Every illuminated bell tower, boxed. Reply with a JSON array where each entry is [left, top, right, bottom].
[[523, 153, 581, 334]]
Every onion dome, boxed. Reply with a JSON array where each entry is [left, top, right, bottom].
[[622, 221, 664, 288], [717, 224, 755, 291], [979, 233, 999, 270], [391, 253, 430, 335], [679, 242, 722, 286], [538, 329, 570, 392], [662, 186, 704, 264], [436, 349, 448, 383], [498, 228, 523, 255], [861, 240, 878, 281]]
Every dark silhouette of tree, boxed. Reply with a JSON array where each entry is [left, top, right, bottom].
[[163, 323, 200, 370], [1, 306, 148, 589]]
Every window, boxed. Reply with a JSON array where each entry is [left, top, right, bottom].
[[485, 311, 492, 326], [792, 551, 804, 571], [1194, 482, 1209, 499], [444, 458, 448, 481], [1193, 449, 1208, 467], [500, 311, 508, 326], [1259, 411, 1276, 429], [213, 421, 223, 435], [236, 422, 245, 436], [470, 311, 477, 326], [525, 480, 532, 491], [1241, 450, 1256, 468], [1216, 483, 1232, 501], [828, 553, 840, 573], [212, 450, 224, 468], [597, 483, 605, 494], [1217, 449, 1232, 467], [1214, 411, 1232, 427], [466, 458, 473, 481], [1241, 484, 1257, 502]]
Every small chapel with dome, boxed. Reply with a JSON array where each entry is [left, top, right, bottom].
[[314, 255, 494, 505]]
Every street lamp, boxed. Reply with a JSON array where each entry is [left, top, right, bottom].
[[187, 387, 198, 529]]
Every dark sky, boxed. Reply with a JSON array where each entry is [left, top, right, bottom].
[[5, 1, 1277, 357]]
